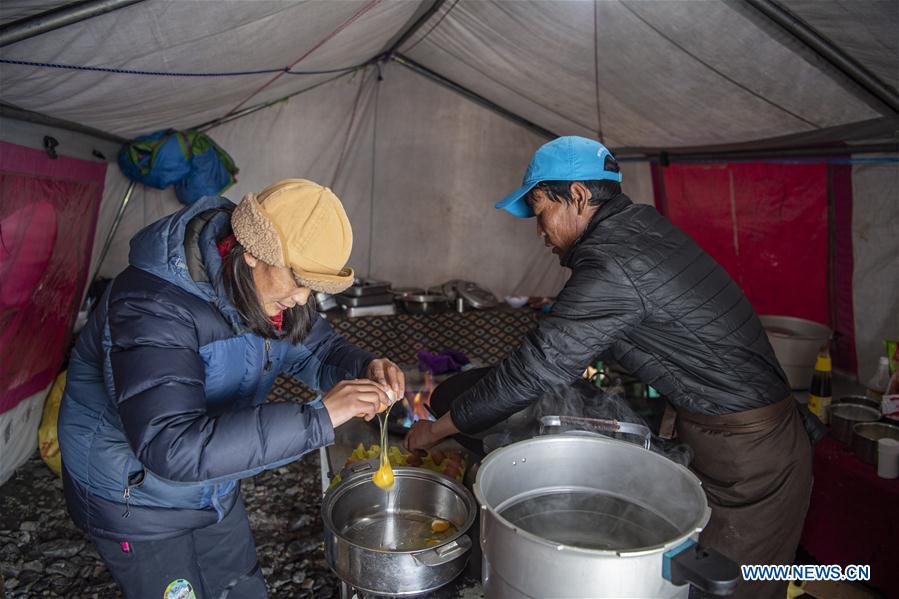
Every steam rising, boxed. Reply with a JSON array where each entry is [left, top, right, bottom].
[[482, 379, 693, 466]]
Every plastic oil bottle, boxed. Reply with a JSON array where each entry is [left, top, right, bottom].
[[866, 356, 892, 403], [808, 349, 832, 425]]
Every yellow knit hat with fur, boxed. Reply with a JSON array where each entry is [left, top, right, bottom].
[[231, 179, 354, 294]]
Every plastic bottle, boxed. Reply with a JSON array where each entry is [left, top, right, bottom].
[[808, 350, 832, 425], [867, 356, 892, 403]]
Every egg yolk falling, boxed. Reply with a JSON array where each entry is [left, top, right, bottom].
[[372, 459, 394, 491], [372, 389, 397, 491]]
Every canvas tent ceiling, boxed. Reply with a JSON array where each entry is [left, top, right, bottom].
[[0, 1, 429, 135], [1, 0, 897, 148], [398, 0, 891, 148], [778, 0, 898, 93], [0, 1, 71, 26]]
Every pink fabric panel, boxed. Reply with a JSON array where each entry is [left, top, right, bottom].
[[0, 142, 107, 413]]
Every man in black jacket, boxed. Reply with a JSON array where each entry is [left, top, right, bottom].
[[405, 136, 812, 599]]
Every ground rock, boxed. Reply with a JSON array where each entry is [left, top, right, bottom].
[[38, 539, 84, 559]]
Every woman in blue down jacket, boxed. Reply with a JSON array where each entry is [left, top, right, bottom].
[[59, 179, 400, 598]]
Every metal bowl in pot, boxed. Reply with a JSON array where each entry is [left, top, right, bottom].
[[829, 404, 881, 445], [852, 422, 899, 466], [760, 315, 832, 390], [322, 462, 475, 596]]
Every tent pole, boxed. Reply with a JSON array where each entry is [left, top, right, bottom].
[[0, 0, 146, 47], [1, 102, 127, 145], [382, 0, 446, 56], [741, 0, 899, 115], [392, 54, 557, 140], [617, 142, 898, 163], [87, 180, 136, 289]]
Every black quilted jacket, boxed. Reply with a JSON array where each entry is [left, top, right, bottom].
[[451, 193, 790, 434]]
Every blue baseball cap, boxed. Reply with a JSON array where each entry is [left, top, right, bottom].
[[495, 136, 622, 218]]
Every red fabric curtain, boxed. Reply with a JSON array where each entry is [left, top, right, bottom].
[[652, 161, 856, 371], [0, 142, 106, 413], [658, 162, 830, 322]]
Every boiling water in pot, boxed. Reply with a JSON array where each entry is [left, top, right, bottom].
[[342, 510, 458, 551], [498, 489, 679, 551]]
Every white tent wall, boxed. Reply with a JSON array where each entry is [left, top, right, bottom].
[[94, 66, 380, 278], [0, 385, 48, 486], [618, 161, 655, 207], [94, 175, 181, 278], [91, 61, 657, 299], [851, 155, 899, 383], [364, 62, 659, 296], [365, 62, 565, 297], [205, 68, 381, 275]]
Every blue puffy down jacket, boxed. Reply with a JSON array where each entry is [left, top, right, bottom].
[[59, 196, 372, 541]]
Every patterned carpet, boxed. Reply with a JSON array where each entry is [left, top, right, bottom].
[[270, 307, 539, 402]]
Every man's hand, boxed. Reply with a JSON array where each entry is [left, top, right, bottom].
[[404, 420, 440, 451], [323, 380, 390, 427], [404, 413, 460, 451], [367, 358, 405, 399]]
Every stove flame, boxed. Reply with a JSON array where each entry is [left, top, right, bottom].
[[400, 371, 436, 428]]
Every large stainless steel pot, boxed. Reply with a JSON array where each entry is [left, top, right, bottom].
[[473, 436, 739, 598], [322, 462, 476, 596], [829, 403, 881, 445], [852, 422, 899, 465], [401, 293, 450, 314]]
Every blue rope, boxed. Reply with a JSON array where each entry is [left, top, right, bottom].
[[0, 58, 366, 77]]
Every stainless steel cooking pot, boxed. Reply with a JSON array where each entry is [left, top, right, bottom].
[[852, 422, 899, 465], [473, 436, 739, 598], [322, 462, 476, 596], [834, 395, 881, 412], [829, 403, 881, 445], [401, 294, 450, 315]]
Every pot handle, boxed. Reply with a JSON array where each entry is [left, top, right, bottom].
[[411, 535, 472, 567], [539, 415, 652, 450], [663, 539, 740, 596], [339, 461, 374, 479]]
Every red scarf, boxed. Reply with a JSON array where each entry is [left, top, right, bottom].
[[217, 234, 283, 332]]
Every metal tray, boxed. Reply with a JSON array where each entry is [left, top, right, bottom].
[[341, 278, 392, 297], [335, 292, 395, 307], [344, 304, 397, 318]]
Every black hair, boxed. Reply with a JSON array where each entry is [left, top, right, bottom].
[[527, 155, 621, 209], [221, 241, 317, 345]]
